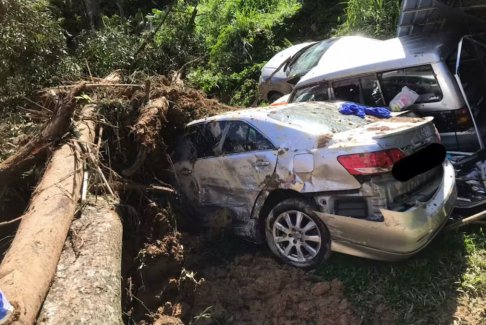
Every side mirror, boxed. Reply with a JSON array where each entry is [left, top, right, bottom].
[[287, 75, 301, 85]]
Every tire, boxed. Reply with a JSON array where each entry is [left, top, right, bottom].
[[265, 198, 331, 269]]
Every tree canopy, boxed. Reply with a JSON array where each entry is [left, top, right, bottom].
[[0, 0, 402, 108]]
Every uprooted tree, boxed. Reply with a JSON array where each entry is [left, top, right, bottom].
[[0, 70, 235, 324]]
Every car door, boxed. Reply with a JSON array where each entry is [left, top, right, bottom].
[[173, 121, 231, 207], [217, 121, 278, 218]]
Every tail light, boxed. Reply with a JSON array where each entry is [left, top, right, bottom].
[[337, 149, 405, 175], [455, 106, 473, 131], [270, 101, 288, 106]]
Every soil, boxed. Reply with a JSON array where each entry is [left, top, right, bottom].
[[190, 254, 360, 325], [132, 230, 360, 325]]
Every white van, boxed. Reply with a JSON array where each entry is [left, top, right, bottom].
[[288, 32, 486, 152]]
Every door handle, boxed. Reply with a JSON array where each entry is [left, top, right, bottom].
[[180, 168, 192, 175], [253, 160, 270, 167]]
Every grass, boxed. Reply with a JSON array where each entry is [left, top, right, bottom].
[[313, 226, 486, 324]]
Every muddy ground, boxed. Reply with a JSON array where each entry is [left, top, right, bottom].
[[131, 227, 362, 325]]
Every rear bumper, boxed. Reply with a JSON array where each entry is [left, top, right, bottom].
[[440, 128, 480, 152], [316, 160, 457, 261]]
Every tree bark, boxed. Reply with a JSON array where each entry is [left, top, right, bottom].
[[0, 105, 95, 325], [122, 97, 169, 176], [37, 196, 123, 325]]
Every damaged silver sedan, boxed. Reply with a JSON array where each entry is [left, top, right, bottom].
[[173, 102, 457, 268]]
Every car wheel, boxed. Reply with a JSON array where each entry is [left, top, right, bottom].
[[265, 198, 331, 269], [268, 92, 283, 103]]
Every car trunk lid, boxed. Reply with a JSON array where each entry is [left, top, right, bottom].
[[331, 116, 438, 154]]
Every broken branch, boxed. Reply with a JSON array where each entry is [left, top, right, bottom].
[[445, 210, 486, 232]]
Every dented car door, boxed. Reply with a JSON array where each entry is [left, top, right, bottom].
[[217, 121, 278, 218], [174, 121, 231, 206]]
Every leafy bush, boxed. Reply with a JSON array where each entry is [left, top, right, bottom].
[[75, 16, 138, 77], [188, 0, 301, 105], [147, 2, 205, 73], [0, 0, 79, 106], [335, 0, 401, 39], [189, 63, 264, 106]]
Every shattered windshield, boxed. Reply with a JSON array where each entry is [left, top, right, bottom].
[[288, 38, 339, 78], [267, 103, 368, 134]]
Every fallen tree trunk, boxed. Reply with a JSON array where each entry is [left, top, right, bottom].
[[123, 97, 169, 177], [37, 196, 123, 325], [0, 105, 95, 325], [0, 84, 86, 189]]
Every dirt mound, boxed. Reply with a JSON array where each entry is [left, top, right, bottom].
[[191, 254, 360, 325]]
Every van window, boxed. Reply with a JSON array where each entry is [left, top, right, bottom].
[[292, 83, 330, 102], [331, 76, 385, 107], [332, 78, 360, 103], [447, 38, 486, 117], [379, 65, 442, 104]]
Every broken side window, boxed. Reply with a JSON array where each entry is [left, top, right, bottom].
[[189, 121, 226, 159], [247, 125, 274, 151], [379, 65, 443, 104], [332, 78, 361, 104], [222, 121, 274, 154], [331, 76, 386, 107], [291, 83, 329, 102], [360, 75, 385, 107]]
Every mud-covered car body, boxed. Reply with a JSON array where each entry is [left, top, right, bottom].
[[173, 102, 456, 265]]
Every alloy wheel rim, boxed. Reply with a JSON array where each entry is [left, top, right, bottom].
[[272, 210, 322, 263]]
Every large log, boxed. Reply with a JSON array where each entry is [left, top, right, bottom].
[[37, 196, 123, 325], [0, 105, 95, 324]]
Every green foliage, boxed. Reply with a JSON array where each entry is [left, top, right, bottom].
[[189, 63, 264, 106], [0, 0, 79, 106], [188, 0, 301, 105], [196, 0, 301, 71], [335, 0, 401, 39], [284, 0, 345, 41], [147, 2, 205, 73], [75, 16, 138, 77], [1, 0, 403, 108]]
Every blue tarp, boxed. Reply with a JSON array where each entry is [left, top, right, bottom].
[[339, 102, 391, 119]]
